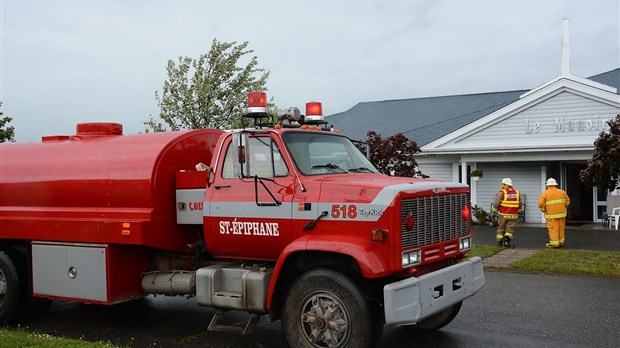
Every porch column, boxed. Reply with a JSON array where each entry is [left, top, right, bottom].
[[470, 164, 477, 207]]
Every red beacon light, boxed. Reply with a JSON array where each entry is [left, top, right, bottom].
[[245, 91, 268, 118], [305, 102, 324, 123], [461, 205, 471, 221]]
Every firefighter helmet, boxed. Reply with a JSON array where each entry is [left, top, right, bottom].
[[546, 178, 558, 186], [501, 178, 512, 186]]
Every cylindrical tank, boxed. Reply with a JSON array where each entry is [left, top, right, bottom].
[[0, 123, 224, 252]]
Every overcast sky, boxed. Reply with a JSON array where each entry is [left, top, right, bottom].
[[1, 0, 618, 142]]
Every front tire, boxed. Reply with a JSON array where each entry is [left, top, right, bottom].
[[0, 251, 21, 323], [281, 268, 375, 348]]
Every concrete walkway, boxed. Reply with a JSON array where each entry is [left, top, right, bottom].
[[482, 249, 538, 268]]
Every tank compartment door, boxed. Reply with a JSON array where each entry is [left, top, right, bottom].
[[32, 242, 108, 302], [31, 242, 146, 304]]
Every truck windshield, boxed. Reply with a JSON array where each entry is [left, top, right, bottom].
[[282, 132, 379, 176]]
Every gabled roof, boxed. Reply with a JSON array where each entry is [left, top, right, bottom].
[[326, 68, 619, 146]]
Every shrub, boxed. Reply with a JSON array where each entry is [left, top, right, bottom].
[[472, 205, 495, 226]]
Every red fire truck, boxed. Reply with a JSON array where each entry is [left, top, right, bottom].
[[0, 92, 484, 348]]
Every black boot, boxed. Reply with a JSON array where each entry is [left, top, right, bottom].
[[503, 236, 514, 248], [498, 240, 503, 247]]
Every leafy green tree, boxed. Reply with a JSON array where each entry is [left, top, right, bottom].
[[358, 131, 426, 177], [0, 103, 16, 143], [145, 39, 269, 132], [580, 114, 620, 191]]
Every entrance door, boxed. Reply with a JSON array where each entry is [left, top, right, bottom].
[[563, 163, 593, 221], [594, 187, 608, 222]]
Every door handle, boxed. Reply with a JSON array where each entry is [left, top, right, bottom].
[[214, 184, 232, 190]]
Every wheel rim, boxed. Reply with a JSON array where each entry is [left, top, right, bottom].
[[0, 268, 6, 307], [299, 290, 350, 348]]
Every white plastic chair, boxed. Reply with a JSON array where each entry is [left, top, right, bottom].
[[610, 207, 620, 230]]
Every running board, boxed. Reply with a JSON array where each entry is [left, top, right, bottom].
[[207, 311, 260, 335]]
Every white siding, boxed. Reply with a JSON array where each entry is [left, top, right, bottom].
[[418, 163, 453, 181], [473, 164, 543, 223], [452, 92, 618, 149]]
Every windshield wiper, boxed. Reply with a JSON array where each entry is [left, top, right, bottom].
[[348, 167, 374, 173], [312, 163, 346, 173]]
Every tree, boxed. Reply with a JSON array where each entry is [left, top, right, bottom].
[[145, 39, 270, 132], [0, 103, 16, 143], [358, 131, 426, 177], [580, 114, 620, 192]]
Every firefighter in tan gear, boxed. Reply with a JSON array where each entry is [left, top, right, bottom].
[[538, 178, 571, 248], [492, 178, 522, 248]]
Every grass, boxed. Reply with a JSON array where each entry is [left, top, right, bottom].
[[0, 328, 118, 348], [469, 244, 504, 259], [470, 244, 620, 278], [510, 248, 620, 277]]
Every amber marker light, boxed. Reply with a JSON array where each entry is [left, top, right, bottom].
[[371, 228, 387, 242], [121, 222, 131, 236]]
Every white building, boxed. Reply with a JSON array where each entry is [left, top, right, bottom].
[[418, 71, 619, 223]]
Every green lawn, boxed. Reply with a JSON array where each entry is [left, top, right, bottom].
[[469, 244, 503, 259], [0, 328, 118, 348], [510, 248, 620, 277]]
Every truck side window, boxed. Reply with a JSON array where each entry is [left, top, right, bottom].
[[222, 137, 289, 178], [222, 143, 236, 178]]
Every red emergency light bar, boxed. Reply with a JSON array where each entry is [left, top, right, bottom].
[[305, 102, 324, 122], [245, 91, 268, 118]]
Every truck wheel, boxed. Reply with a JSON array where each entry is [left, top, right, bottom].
[[0, 251, 21, 323], [402, 302, 462, 331], [281, 268, 374, 348]]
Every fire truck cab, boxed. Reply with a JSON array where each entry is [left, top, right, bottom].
[[0, 92, 485, 348]]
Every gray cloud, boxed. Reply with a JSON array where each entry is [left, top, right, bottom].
[[1, 0, 618, 141]]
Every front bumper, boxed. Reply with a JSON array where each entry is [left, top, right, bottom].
[[383, 256, 485, 325]]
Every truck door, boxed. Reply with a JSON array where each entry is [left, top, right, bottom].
[[205, 133, 295, 260]]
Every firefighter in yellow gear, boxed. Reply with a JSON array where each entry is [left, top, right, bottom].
[[492, 178, 523, 248], [538, 178, 571, 248]]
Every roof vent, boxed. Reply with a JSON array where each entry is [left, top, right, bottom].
[[76, 123, 123, 136]]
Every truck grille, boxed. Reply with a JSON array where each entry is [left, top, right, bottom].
[[400, 194, 470, 249]]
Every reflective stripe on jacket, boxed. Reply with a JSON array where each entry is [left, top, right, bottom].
[[499, 188, 520, 219], [538, 187, 570, 219]]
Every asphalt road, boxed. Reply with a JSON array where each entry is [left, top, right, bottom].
[[9, 270, 620, 348]]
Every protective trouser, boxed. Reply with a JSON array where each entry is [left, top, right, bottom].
[[546, 218, 566, 247], [496, 216, 517, 241]]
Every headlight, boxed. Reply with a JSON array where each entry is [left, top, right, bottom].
[[459, 237, 471, 251], [401, 249, 421, 268]]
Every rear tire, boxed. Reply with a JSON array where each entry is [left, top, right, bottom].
[[0, 251, 21, 323], [281, 268, 375, 348], [402, 302, 462, 331]]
